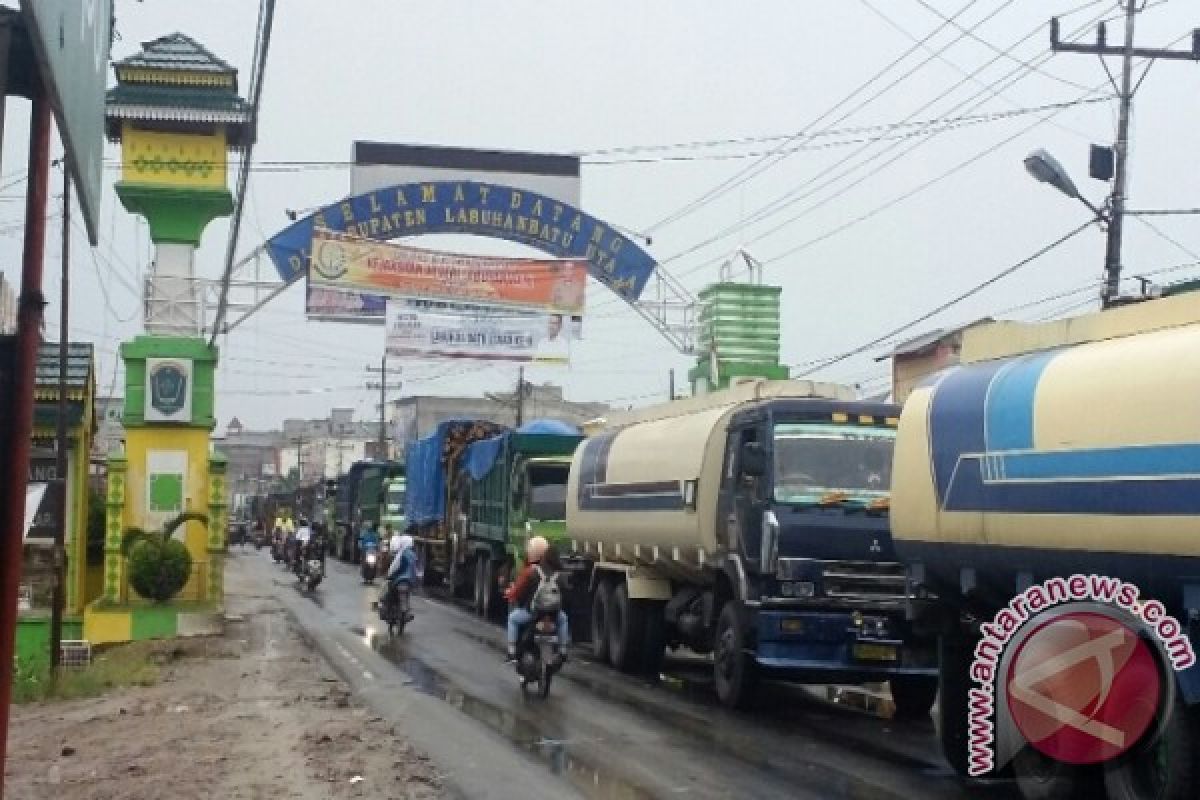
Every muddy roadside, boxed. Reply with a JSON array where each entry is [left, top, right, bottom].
[[5, 559, 446, 800]]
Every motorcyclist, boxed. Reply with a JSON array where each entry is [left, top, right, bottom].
[[504, 536, 569, 662], [293, 517, 312, 572], [382, 534, 417, 621], [358, 521, 379, 562]]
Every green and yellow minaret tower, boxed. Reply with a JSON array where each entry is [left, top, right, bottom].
[[87, 34, 252, 642]]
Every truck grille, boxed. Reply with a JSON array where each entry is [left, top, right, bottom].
[[821, 560, 908, 603]]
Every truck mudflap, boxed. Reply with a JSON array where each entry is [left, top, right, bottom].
[[752, 609, 937, 682]]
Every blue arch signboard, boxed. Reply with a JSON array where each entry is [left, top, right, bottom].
[[265, 180, 658, 303]]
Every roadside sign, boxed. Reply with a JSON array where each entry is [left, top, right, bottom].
[[19, 0, 113, 244]]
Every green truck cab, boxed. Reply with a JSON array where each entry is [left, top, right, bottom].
[[461, 425, 583, 620], [332, 460, 403, 562]]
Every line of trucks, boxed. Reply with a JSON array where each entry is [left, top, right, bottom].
[[387, 290, 1200, 800]]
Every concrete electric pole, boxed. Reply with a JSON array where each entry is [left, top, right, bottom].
[[1049, 8, 1200, 307], [366, 356, 400, 460]]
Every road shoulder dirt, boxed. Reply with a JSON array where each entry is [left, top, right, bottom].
[[5, 557, 445, 800]]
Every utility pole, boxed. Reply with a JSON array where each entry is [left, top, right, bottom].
[[366, 356, 399, 460], [515, 366, 527, 427], [669, 369, 676, 401], [289, 433, 307, 485], [49, 159, 69, 675], [1050, 9, 1200, 307]]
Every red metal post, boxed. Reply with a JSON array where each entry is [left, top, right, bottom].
[[0, 87, 54, 789]]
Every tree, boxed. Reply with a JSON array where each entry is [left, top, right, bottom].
[[121, 512, 207, 604]]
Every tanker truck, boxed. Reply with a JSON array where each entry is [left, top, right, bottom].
[[566, 380, 939, 710], [892, 291, 1200, 799]]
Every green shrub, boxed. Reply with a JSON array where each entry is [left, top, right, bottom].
[[121, 513, 205, 604], [128, 538, 192, 604]]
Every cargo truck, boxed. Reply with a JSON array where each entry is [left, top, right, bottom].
[[462, 420, 584, 620], [892, 292, 1200, 799], [566, 380, 938, 710], [333, 460, 403, 562], [404, 419, 506, 585]]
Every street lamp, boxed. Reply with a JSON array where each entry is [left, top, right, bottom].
[[1023, 149, 1107, 221], [1024, 148, 1130, 309]]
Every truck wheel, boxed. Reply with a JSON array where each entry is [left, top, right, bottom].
[[481, 559, 501, 623], [608, 583, 646, 673], [591, 581, 612, 663], [714, 601, 758, 709], [472, 556, 487, 616], [1013, 747, 1102, 800], [640, 602, 666, 677], [889, 675, 938, 720], [937, 632, 979, 777], [1104, 692, 1198, 800]]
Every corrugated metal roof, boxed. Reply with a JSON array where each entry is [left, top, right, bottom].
[[875, 328, 949, 361], [114, 33, 236, 78], [35, 342, 93, 391], [874, 318, 993, 361], [107, 83, 247, 112]]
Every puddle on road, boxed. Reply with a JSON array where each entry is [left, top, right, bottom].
[[364, 632, 661, 800], [390, 617, 949, 787]]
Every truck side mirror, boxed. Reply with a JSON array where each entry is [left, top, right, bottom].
[[741, 442, 766, 477]]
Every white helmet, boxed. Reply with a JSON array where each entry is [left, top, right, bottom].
[[526, 535, 549, 562]]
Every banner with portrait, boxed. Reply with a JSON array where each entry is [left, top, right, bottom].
[[309, 228, 587, 314], [385, 298, 581, 364]]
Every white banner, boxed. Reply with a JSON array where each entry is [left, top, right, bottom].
[[385, 299, 581, 364]]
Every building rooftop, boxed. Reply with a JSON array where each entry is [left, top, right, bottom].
[[114, 32, 237, 81], [35, 342, 94, 393], [107, 32, 252, 146], [874, 318, 992, 362]]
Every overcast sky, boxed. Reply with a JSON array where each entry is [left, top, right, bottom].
[[3, 0, 1198, 430]]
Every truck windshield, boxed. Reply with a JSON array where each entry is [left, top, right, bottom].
[[528, 465, 568, 520], [772, 423, 894, 502]]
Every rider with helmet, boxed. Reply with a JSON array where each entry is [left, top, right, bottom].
[[504, 536, 570, 662], [381, 534, 417, 620]]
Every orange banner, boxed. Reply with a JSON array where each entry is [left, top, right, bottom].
[[308, 228, 586, 314]]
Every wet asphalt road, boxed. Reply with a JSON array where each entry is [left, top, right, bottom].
[[235, 548, 1019, 800]]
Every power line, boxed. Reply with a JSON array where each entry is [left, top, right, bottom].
[[660, 7, 1111, 279], [641, 0, 994, 234], [906, 0, 1093, 92], [582, 3, 1111, 317], [792, 219, 1093, 377], [583, 99, 1109, 166]]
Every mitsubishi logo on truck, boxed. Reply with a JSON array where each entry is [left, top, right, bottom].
[[869, 538, 882, 555]]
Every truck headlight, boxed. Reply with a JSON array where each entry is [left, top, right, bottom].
[[761, 511, 780, 574], [778, 581, 814, 598]]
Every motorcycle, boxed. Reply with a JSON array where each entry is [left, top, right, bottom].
[[254, 527, 266, 550], [377, 580, 412, 637], [515, 611, 564, 699], [361, 545, 379, 584], [298, 545, 323, 591], [270, 532, 285, 563]]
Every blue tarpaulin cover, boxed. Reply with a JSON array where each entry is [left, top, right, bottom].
[[464, 435, 506, 481], [404, 434, 444, 527], [404, 418, 508, 526]]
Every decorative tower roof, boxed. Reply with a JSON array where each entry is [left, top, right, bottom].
[[106, 32, 252, 147]]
